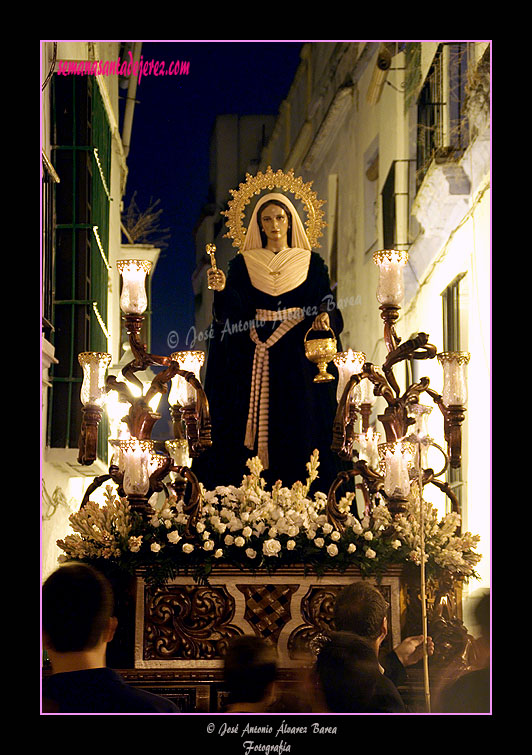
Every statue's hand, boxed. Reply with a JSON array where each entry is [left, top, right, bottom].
[[207, 268, 226, 291], [311, 311, 330, 331]]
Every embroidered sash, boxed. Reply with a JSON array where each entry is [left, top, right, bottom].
[[244, 308, 304, 469]]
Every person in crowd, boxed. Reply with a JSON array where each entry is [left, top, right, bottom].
[[436, 590, 490, 713], [313, 631, 406, 713], [222, 635, 278, 712], [333, 580, 434, 690], [42, 562, 178, 713]]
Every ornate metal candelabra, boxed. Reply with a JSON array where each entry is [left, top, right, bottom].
[[325, 249, 471, 714], [77, 259, 211, 525], [326, 249, 470, 530]]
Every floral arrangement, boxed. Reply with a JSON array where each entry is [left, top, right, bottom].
[[57, 451, 482, 586]]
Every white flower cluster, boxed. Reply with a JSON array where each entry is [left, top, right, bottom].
[[56, 453, 481, 583], [392, 495, 482, 576], [57, 486, 132, 562]]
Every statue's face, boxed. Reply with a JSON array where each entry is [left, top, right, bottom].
[[259, 204, 289, 246]]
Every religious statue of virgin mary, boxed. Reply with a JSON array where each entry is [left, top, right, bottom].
[[192, 174, 345, 493]]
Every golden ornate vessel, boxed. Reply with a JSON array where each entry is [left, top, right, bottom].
[[304, 327, 337, 382]]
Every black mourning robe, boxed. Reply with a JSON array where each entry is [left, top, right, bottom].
[[192, 251, 346, 493]]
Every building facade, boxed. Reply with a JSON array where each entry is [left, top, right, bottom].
[[41, 41, 160, 578]]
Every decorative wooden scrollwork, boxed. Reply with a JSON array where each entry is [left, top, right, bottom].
[[143, 584, 242, 660]]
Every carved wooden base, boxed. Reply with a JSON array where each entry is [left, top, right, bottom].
[[134, 566, 405, 670]]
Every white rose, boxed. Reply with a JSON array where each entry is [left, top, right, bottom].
[[287, 525, 299, 538], [195, 521, 205, 533], [365, 548, 376, 558], [224, 534, 234, 546], [392, 540, 402, 550], [364, 531, 373, 541], [242, 526, 253, 538], [167, 531, 181, 544], [286, 540, 296, 550], [268, 527, 278, 538], [347, 543, 357, 553], [245, 548, 257, 559], [351, 520, 363, 535], [216, 522, 227, 534], [306, 529, 316, 540], [327, 543, 339, 557], [234, 536, 245, 548], [150, 542, 161, 553], [241, 511, 250, 522], [182, 543, 194, 554], [330, 530, 341, 542], [203, 539, 214, 551], [262, 538, 281, 557], [128, 536, 142, 553], [322, 522, 333, 535], [214, 548, 223, 559], [314, 537, 325, 548]]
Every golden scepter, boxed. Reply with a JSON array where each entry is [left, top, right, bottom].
[[206, 243, 225, 291], [206, 243, 217, 271]]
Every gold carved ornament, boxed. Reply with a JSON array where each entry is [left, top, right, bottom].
[[221, 165, 326, 250]]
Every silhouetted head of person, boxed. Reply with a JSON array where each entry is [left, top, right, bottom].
[[42, 562, 115, 653], [223, 635, 278, 705], [334, 581, 389, 641]]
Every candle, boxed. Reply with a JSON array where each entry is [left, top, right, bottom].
[[384, 444, 410, 499], [373, 250, 409, 307], [356, 376, 376, 407], [333, 349, 366, 402], [117, 259, 152, 315], [365, 427, 380, 469], [165, 439, 191, 468], [169, 351, 205, 406], [120, 439, 154, 495], [438, 352, 470, 406], [78, 352, 112, 407]]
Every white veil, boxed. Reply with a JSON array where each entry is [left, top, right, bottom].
[[240, 193, 312, 253]]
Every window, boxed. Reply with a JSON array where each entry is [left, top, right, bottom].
[[382, 163, 395, 250], [442, 272, 468, 353], [42, 153, 59, 338], [47, 75, 111, 462], [416, 43, 469, 190], [381, 160, 414, 250], [441, 273, 469, 514]]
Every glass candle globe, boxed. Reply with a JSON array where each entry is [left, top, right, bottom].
[[119, 439, 154, 496], [437, 352, 470, 406], [117, 259, 152, 315], [382, 442, 411, 499], [373, 249, 408, 307], [78, 352, 112, 407], [333, 349, 366, 402], [168, 351, 205, 407], [165, 439, 192, 468]]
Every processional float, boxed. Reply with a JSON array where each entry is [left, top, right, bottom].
[[76, 167, 470, 712]]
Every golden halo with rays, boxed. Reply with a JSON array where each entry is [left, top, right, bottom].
[[221, 165, 326, 250]]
